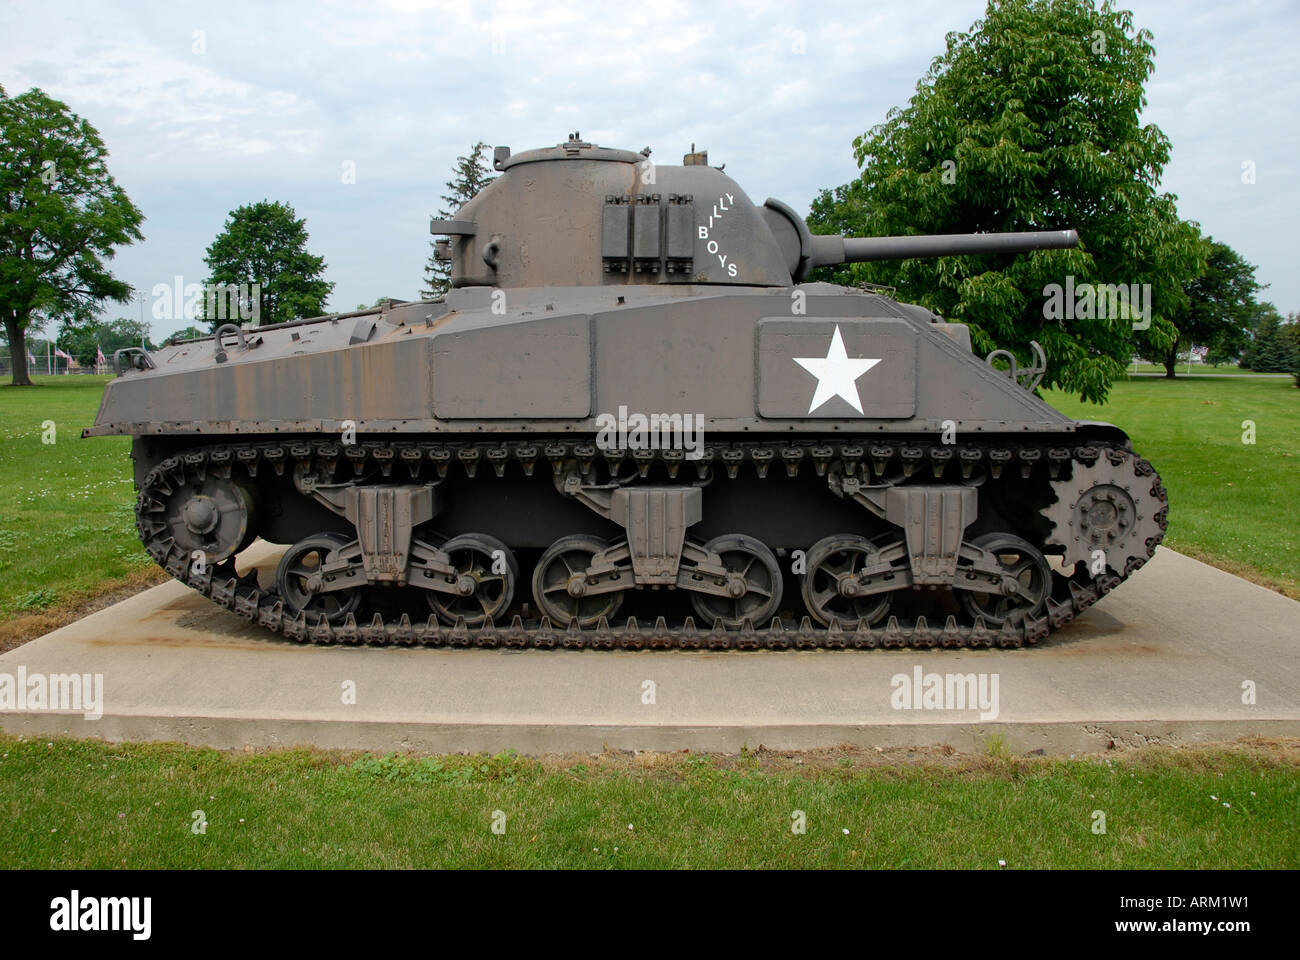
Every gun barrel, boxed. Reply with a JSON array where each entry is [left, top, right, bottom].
[[809, 229, 1078, 268]]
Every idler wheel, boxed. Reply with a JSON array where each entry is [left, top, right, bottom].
[[690, 534, 783, 629], [958, 532, 1051, 626], [801, 534, 894, 627], [163, 475, 257, 564], [276, 533, 362, 624], [425, 533, 517, 627], [532, 535, 624, 628]]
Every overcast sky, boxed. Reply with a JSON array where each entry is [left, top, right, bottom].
[[2, 0, 1296, 340]]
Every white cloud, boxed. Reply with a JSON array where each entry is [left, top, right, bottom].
[[0, 0, 1295, 336]]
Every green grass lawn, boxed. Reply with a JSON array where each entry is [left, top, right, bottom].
[[0, 735, 1295, 869], [1044, 376, 1300, 598], [1124, 362, 1282, 376], [0, 376, 156, 624]]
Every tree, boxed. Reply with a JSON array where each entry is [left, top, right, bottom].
[[57, 316, 155, 367], [807, 0, 1204, 402], [1147, 237, 1261, 376], [422, 142, 496, 299], [1240, 305, 1299, 373], [1237, 303, 1279, 370], [1289, 313, 1300, 388], [201, 200, 332, 327], [807, 180, 873, 243], [0, 86, 144, 385], [168, 325, 211, 343]]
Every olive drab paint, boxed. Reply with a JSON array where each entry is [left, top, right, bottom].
[[88, 135, 1167, 650]]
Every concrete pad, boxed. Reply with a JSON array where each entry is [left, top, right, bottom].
[[1, 545, 1297, 755]]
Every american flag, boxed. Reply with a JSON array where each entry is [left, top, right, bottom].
[[97, 345, 107, 365], [55, 347, 72, 361]]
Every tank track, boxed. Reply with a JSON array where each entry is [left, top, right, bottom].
[[135, 437, 1168, 650]]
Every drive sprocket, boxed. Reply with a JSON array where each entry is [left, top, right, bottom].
[[1041, 448, 1167, 576]]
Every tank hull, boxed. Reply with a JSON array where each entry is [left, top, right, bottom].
[[90, 284, 1074, 442], [90, 136, 1166, 649], [100, 285, 1166, 650]]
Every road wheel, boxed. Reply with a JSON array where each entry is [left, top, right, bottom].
[[689, 534, 783, 628], [425, 533, 517, 627], [959, 532, 1051, 626], [276, 532, 362, 624], [532, 535, 625, 627], [801, 534, 894, 627]]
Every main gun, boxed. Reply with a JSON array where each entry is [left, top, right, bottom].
[[760, 198, 1078, 283], [809, 229, 1079, 268]]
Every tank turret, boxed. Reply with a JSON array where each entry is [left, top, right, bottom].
[[431, 133, 1077, 288]]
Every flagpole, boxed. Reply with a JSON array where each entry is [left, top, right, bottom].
[[136, 291, 147, 350]]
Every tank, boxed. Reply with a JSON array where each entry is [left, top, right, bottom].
[[86, 134, 1167, 649]]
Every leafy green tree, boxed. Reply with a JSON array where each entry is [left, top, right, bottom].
[[422, 142, 496, 299], [0, 85, 144, 384], [807, 0, 1203, 402], [807, 180, 872, 241], [168, 325, 211, 343], [57, 316, 155, 366], [201, 200, 333, 328], [1146, 238, 1261, 376], [1240, 305, 1299, 373], [1203, 341, 1236, 368]]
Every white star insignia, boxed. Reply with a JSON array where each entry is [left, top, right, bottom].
[[792, 325, 881, 415]]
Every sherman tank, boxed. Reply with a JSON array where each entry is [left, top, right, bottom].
[[86, 133, 1167, 650]]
